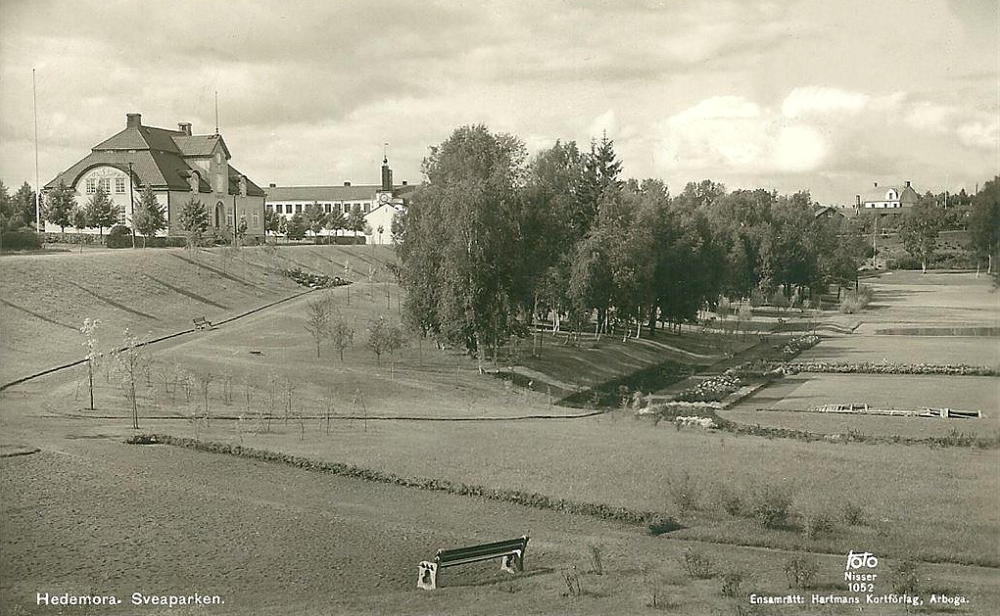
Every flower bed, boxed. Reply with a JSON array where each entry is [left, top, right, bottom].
[[788, 361, 998, 376], [283, 268, 352, 288]]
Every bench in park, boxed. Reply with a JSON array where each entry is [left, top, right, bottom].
[[192, 317, 213, 330], [417, 535, 529, 590]]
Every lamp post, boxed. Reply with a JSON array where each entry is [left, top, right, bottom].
[[128, 162, 136, 248]]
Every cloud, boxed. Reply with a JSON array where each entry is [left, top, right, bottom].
[[657, 95, 828, 175], [957, 119, 999, 150], [781, 86, 870, 119]]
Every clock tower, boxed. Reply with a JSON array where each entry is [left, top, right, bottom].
[[376, 155, 394, 205]]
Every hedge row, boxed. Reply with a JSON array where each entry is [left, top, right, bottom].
[[133, 434, 674, 528], [788, 361, 998, 376], [1, 229, 42, 250], [311, 235, 366, 245]]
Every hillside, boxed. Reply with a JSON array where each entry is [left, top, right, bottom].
[[0, 245, 398, 385]]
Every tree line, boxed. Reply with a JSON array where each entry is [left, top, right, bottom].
[[395, 125, 999, 370]]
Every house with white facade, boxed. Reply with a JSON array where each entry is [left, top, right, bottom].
[[43, 113, 266, 239], [264, 157, 415, 240], [858, 181, 920, 210]]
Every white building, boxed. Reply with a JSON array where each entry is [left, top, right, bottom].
[[264, 157, 415, 240]]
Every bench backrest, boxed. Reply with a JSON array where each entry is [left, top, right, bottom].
[[436, 536, 528, 567]]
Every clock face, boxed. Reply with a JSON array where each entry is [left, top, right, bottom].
[[379, 193, 390, 204]]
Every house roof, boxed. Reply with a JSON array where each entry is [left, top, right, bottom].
[[861, 184, 919, 203], [45, 117, 258, 196], [265, 184, 417, 202]]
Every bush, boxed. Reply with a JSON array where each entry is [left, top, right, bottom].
[[841, 501, 866, 526], [106, 225, 134, 248], [783, 556, 819, 589], [312, 235, 366, 245], [747, 484, 793, 529], [802, 509, 836, 539], [891, 560, 920, 595], [681, 548, 716, 579], [719, 566, 747, 598], [668, 470, 700, 513], [41, 231, 103, 245], [0, 229, 42, 250], [716, 485, 743, 517]]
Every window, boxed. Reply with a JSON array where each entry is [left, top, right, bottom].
[[86, 178, 96, 194], [324, 203, 331, 213], [99, 178, 111, 193], [265, 204, 271, 212], [364, 204, 370, 213], [286, 204, 293, 214], [294, 204, 302, 213], [252, 212, 260, 228], [115, 177, 126, 193], [117, 209, 126, 225]]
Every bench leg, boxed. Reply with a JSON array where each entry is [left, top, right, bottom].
[[500, 550, 523, 574], [417, 561, 437, 590]]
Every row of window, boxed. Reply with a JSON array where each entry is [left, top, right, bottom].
[[266, 202, 371, 215], [86, 177, 127, 194]]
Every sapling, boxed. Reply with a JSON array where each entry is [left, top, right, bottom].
[[79, 318, 101, 410]]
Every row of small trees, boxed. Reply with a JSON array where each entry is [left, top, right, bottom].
[[263, 202, 368, 241], [43, 181, 168, 243], [302, 293, 406, 367]]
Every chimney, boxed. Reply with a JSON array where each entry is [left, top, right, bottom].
[[856, 195, 861, 208], [126, 113, 142, 128], [873, 181, 878, 188], [268, 183, 276, 188], [344, 181, 351, 187], [905, 180, 911, 188], [402, 180, 408, 186], [178, 122, 192, 136]]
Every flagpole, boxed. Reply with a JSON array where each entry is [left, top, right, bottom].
[[32, 69, 41, 233]]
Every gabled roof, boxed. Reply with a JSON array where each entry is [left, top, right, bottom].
[[173, 134, 230, 159], [45, 116, 258, 195], [861, 183, 919, 203]]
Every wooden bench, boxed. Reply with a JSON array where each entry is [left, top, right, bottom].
[[417, 535, 529, 590], [192, 317, 212, 330]]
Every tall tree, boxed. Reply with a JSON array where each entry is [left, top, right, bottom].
[[326, 208, 347, 237], [347, 204, 366, 237], [900, 198, 942, 273], [85, 185, 119, 237], [45, 180, 77, 233], [286, 212, 307, 240], [304, 203, 327, 237], [264, 208, 280, 237], [179, 198, 209, 249], [399, 124, 527, 371], [12, 182, 38, 230], [969, 176, 999, 278], [132, 185, 167, 247], [0, 180, 15, 230]]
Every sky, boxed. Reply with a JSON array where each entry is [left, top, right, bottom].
[[0, 0, 996, 205]]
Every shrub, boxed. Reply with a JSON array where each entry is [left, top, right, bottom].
[[716, 485, 743, 517], [747, 484, 793, 529], [668, 470, 700, 513], [0, 229, 42, 250], [783, 556, 819, 589], [719, 566, 748, 598], [803, 509, 836, 539], [106, 224, 134, 248], [891, 560, 919, 595], [587, 543, 604, 575], [681, 548, 716, 579], [841, 501, 866, 526]]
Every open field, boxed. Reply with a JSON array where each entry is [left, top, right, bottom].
[[735, 373, 999, 417], [2, 252, 999, 614], [5, 439, 997, 616], [796, 335, 1000, 367]]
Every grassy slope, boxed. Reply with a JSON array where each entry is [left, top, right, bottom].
[[0, 245, 400, 385]]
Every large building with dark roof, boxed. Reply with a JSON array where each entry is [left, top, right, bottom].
[[264, 156, 417, 244], [43, 113, 266, 239]]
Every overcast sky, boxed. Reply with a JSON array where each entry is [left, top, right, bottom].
[[1, 0, 996, 204]]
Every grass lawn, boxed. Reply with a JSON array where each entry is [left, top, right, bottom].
[[796, 335, 1000, 367], [739, 373, 999, 416]]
